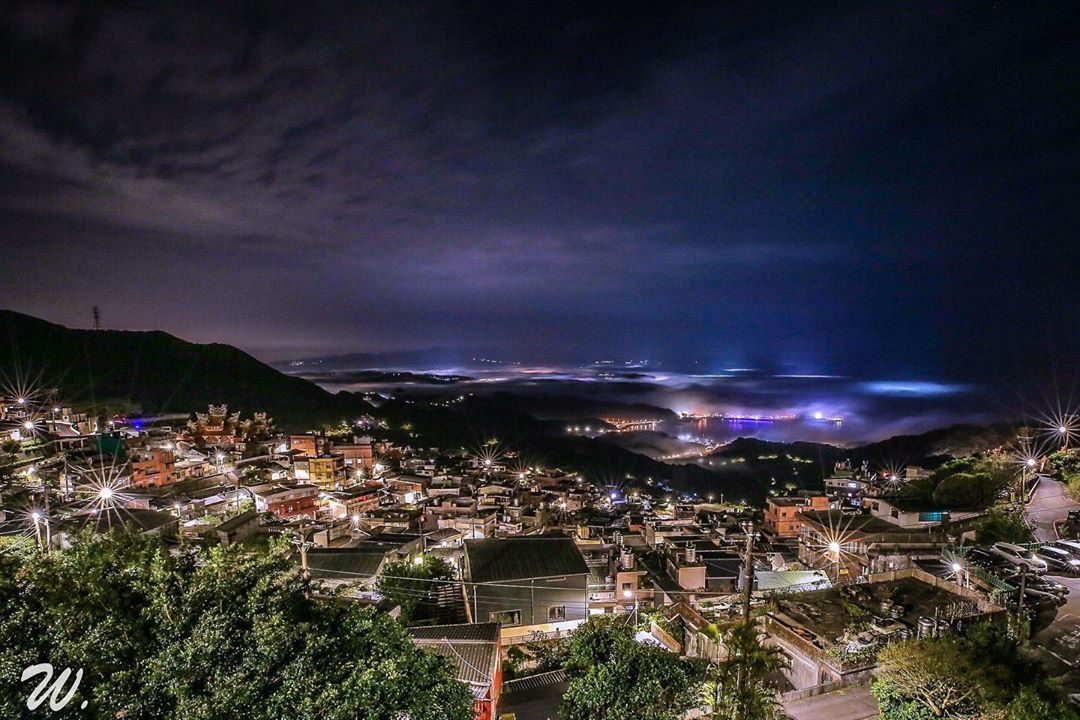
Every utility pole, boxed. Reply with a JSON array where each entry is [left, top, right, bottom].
[[294, 521, 313, 581], [41, 475, 51, 554], [740, 521, 755, 622], [1015, 563, 1028, 637]]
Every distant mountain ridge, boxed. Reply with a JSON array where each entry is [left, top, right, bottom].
[[0, 310, 359, 430]]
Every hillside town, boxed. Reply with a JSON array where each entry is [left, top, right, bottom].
[[2, 387, 1078, 720]]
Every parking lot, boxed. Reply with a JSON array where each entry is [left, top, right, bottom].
[[1031, 574, 1080, 680]]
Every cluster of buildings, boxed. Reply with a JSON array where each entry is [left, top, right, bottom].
[[0, 398, 1015, 719]]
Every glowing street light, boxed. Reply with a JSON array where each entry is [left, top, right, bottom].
[[98, 486, 114, 501]]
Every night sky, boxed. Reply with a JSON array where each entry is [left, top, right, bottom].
[[1, 2, 1077, 379]]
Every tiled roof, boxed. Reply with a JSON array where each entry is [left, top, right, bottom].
[[464, 537, 588, 583]]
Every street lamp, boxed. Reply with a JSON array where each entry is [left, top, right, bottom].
[[30, 511, 44, 550], [623, 589, 638, 625], [828, 540, 842, 581]]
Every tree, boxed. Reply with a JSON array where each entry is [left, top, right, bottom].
[[873, 624, 1077, 720], [376, 554, 455, 622], [705, 621, 789, 720], [975, 507, 1034, 546], [559, 617, 705, 720], [931, 472, 997, 509], [0, 531, 473, 720], [874, 637, 991, 718]]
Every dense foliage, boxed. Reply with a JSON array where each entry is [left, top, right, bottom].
[[904, 456, 1012, 510], [1048, 449, 1080, 502], [873, 624, 1077, 720], [376, 554, 456, 622], [0, 532, 473, 720], [559, 617, 705, 720], [974, 507, 1035, 546], [704, 620, 789, 720]]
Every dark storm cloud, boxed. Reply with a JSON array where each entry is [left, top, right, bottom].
[[0, 1, 1077, 377]]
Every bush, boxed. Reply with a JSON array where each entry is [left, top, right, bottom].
[[0, 531, 473, 720]]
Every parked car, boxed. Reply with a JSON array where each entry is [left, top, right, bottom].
[[1036, 546, 1080, 574], [966, 548, 1008, 570], [990, 542, 1048, 574], [1020, 585, 1067, 608], [1024, 575, 1068, 597], [1050, 539, 1080, 560], [965, 549, 1019, 577]]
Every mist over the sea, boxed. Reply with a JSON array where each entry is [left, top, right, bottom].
[[289, 361, 1013, 446]]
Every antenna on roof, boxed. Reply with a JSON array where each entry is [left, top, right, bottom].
[[92, 305, 102, 331]]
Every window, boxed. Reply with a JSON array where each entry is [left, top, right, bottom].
[[490, 610, 521, 626], [621, 582, 632, 591], [548, 605, 566, 621], [918, 511, 948, 523]]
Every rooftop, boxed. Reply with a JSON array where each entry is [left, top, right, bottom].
[[408, 623, 500, 688], [774, 577, 980, 645], [301, 548, 386, 579], [464, 536, 588, 583]]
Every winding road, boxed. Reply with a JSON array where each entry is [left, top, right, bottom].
[[1028, 475, 1078, 542]]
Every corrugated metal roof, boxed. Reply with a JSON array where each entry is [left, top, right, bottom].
[[409, 623, 500, 688], [301, 549, 385, 579], [465, 537, 588, 583], [502, 669, 567, 694], [409, 622, 500, 643]]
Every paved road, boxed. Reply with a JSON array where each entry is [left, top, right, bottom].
[[784, 685, 879, 720], [1028, 476, 1078, 542]]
